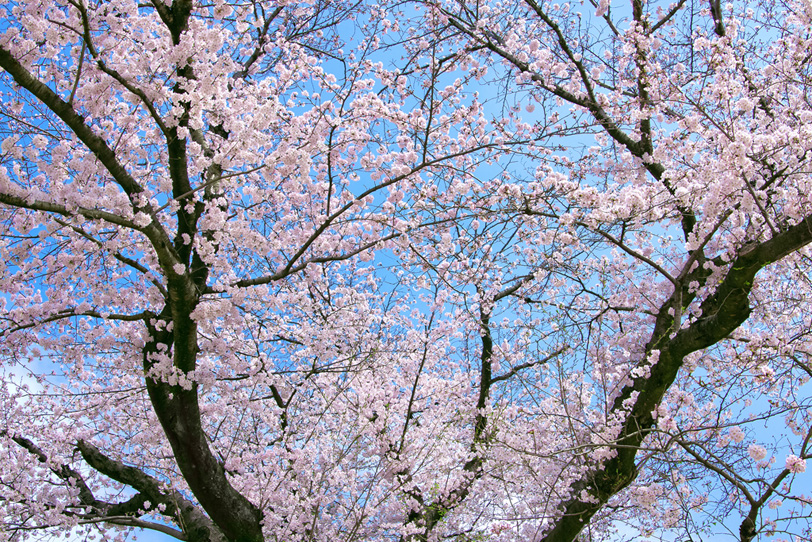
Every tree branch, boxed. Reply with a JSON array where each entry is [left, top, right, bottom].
[[77, 440, 227, 542]]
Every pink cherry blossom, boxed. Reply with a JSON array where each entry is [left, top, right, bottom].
[[785, 455, 807, 474], [1, 1, 811, 542], [749, 444, 768, 461]]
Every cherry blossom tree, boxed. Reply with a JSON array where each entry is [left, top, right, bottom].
[[1, 1, 812, 542], [400, 0, 812, 540]]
